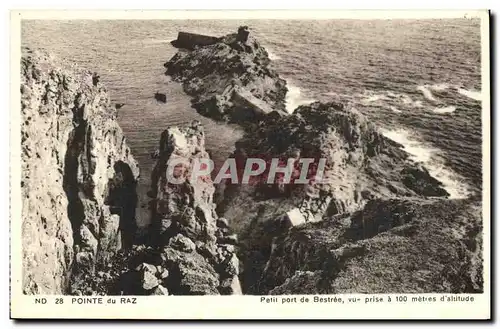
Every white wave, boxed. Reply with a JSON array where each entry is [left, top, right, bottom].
[[285, 85, 315, 113], [458, 88, 483, 101], [267, 50, 281, 61], [413, 100, 423, 108], [380, 128, 470, 199], [390, 106, 402, 113], [432, 106, 456, 114], [394, 94, 423, 108], [416, 85, 437, 102], [429, 83, 450, 91]]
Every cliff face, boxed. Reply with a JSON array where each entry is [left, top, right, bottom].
[[21, 49, 140, 294], [165, 28, 288, 123]]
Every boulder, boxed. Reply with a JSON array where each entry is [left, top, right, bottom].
[[136, 263, 158, 274]]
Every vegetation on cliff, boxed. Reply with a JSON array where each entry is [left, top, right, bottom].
[[165, 28, 288, 123]]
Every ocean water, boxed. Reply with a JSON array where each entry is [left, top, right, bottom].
[[21, 19, 483, 224]]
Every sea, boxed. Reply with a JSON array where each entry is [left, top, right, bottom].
[[21, 19, 483, 226]]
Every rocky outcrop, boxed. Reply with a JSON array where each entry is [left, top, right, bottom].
[[220, 101, 449, 226], [165, 27, 288, 123], [113, 121, 242, 295], [172, 31, 220, 50], [21, 48, 140, 294], [262, 198, 483, 294]]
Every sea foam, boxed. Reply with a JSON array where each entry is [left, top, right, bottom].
[[380, 128, 470, 199], [390, 106, 402, 113], [285, 85, 316, 113], [432, 106, 456, 114]]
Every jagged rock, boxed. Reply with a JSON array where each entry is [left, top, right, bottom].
[[169, 234, 196, 253], [401, 164, 449, 196], [162, 246, 220, 295], [165, 28, 288, 123], [21, 48, 139, 294], [219, 276, 243, 295], [220, 253, 239, 278], [98, 211, 121, 259], [151, 121, 216, 244], [219, 244, 236, 254], [237, 26, 250, 43], [216, 217, 230, 229]]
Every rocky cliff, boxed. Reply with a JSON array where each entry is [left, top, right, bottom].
[[21, 28, 483, 297], [217, 101, 458, 293], [165, 27, 288, 123], [110, 121, 242, 295], [21, 48, 140, 294]]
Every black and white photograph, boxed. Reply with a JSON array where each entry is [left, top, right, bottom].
[[10, 9, 491, 320]]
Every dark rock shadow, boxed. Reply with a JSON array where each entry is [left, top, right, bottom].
[[105, 160, 139, 249]]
